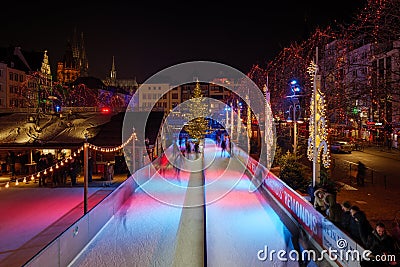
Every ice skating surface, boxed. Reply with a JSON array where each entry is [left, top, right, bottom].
[[69, 139, 299, 267]]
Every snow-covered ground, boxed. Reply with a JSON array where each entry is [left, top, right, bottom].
[[0, 112, 112, 145], [69, 139, 300, 267]]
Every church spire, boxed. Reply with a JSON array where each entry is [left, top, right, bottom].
[[79, 32, 89, 76], [110, 56, 117, 85]]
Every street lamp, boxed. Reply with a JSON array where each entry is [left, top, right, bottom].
[[83, 130, 89, 214], [286, 80, 303, 157]]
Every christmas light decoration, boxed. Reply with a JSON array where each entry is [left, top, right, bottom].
[[183, 81, 209, 142], [307, 51, 331, 187]]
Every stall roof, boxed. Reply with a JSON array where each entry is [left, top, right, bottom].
[[0, 111, 164, 149]]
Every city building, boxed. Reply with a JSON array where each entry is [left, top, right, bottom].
[[319, 37, 400, 144], [102, 56, 138, 95], [57, 30, 89, 83], [0, 46, 52, 111]]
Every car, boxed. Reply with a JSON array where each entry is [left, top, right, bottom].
[[330, 141, 353, 154]]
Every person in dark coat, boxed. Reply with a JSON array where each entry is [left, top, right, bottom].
[[220, 138, 227, 157], [350, 205, 373, 247], [69, 158, 78, 186], [340, 201, 353, 233], [362, 222, 398, 266], [88, 156, 93, 182], [7, 151, 16, 178], [357, 161, 366, 186], [325, 199, 343, 226]]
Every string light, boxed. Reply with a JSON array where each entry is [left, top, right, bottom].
[[3, 132, 135, 188]]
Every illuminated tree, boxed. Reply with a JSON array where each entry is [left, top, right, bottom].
[[248, 0, 400, 130], [183, 81, 209, 142]]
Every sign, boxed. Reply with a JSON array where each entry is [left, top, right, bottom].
[[322, 220, 362, 267], [263, 173, 323, 244]]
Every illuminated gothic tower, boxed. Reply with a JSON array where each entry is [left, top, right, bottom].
[[57, 29, 89, 83]]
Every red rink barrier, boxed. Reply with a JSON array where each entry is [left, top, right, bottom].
[[233, 145, 365, 267]]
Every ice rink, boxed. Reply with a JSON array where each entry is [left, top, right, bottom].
[[69, 140, 301, 267]]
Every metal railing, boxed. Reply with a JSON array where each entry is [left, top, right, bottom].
[[331, 157, 392, 189]]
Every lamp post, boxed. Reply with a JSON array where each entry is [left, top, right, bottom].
[[286, 80, 303, 157], [83, 131, 89, 214], [225, 105, 230, 130], [236, 100, 242, 142]]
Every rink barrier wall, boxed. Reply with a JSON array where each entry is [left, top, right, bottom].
[[24, 166, 145, 267], [232, 144, 366, 267]]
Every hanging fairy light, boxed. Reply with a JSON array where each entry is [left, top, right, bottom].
[[3, 131, 136, 188]]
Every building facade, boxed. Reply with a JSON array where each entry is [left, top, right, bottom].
[[320, 38, 400, 144], [0, 47, 52, 111], [57, 30, 89, 84]]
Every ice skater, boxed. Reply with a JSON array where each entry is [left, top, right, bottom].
[[173, 153, 184, 183], [221, 138, 227, 157]]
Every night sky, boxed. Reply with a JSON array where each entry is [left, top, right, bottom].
[[2, 1, 366, 83]]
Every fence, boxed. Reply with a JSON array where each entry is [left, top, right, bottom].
[[331, 158, 392, 189]]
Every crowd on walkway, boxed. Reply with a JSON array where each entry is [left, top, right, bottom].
[[311, 186, 400, 265]]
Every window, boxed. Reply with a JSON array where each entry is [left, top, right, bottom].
[[143, 93, 147, 99], [386, 57, 392, 77], [9, 72, 13, 80], [0, 98, 2, 106], [9, 85, 13, 93], [19, 74, 23, 82], [172, 93, 178, 99], [14, 73, 18, 81], [361, 68, 367, 75], [0, 84, 2, 92]]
